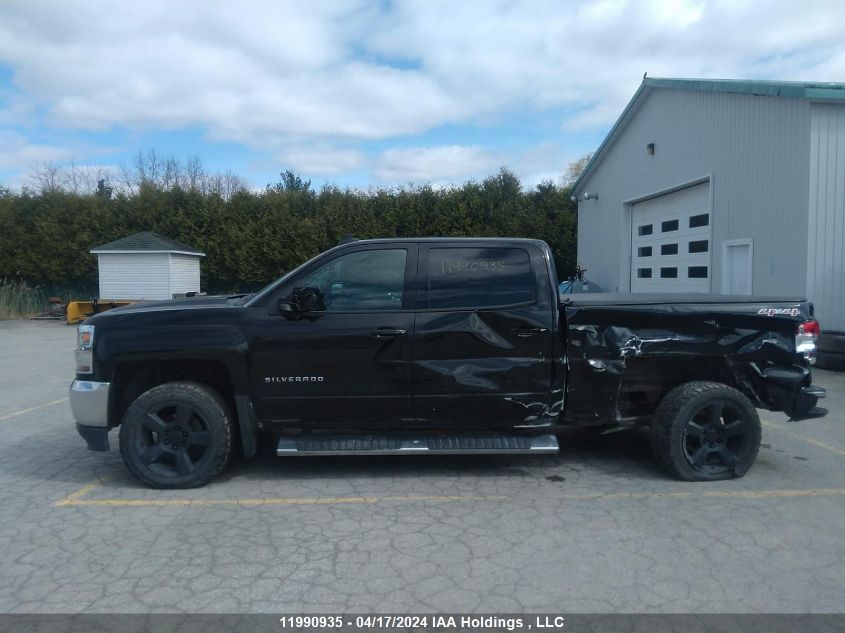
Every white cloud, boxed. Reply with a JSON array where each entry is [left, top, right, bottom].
[[275, 144, 365, 177], [374, 145, 500, 183], [0, 130, 75, 170], [1, 0, 845, 184]]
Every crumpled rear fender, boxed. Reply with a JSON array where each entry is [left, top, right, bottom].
[[561, 306, 822, 425]]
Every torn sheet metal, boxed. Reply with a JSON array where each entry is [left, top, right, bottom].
[[560, 295, 816, 425]]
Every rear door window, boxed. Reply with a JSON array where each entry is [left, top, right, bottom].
[[426, 247, 534, 310]]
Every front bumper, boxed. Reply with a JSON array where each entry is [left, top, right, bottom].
[[69, 380, 110, 428], [76, 423, 110, 451], [70, 380, 111, 451]]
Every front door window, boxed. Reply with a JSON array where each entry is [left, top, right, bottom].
[[297, 249, 407, 311]]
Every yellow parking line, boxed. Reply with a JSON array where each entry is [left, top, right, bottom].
[[549, 488, 845, 501], [55, 475, 845, 508], [0, 397, 68, 421], [58, 493, 507, 508], [55, 478, 111, 507], [762, 420, 845, 458], [56, 477, 507, 507]]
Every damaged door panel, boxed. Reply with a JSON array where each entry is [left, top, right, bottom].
[[412, 244, 557, 427]]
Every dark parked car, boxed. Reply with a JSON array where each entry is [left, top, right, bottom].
[[70, 238, 826, 488]]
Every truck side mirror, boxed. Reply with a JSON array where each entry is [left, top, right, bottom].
[[278, 287, 325, 318]]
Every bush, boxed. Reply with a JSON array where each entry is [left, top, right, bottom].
[[0, 168, 577, 295]]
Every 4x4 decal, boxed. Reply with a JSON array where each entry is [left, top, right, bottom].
[[757, 307, 801, 317]]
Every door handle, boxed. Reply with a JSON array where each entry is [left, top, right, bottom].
[[369, 328, 408, 338], [510, 327, 548, 338]]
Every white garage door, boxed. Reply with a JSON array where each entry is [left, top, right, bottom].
[[630, 183, 711, 293]]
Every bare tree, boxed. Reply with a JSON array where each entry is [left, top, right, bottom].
[[562, 152, 594, 186], [25, 150, 250, 198], [222, 169, 246, 200], [118, 161, 137, 195], [132, 149, 166, 187], [26, 161, 63, 193], [162, 156, 180, 189], [63, 158, 83, 194], [207, 171, 223, 197], [184, 154, 205, 192]]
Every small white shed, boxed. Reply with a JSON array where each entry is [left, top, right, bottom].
[[90, 231, 205, 300]]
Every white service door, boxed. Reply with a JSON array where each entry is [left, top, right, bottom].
[[630, 183, 711, 293], [723, 242, 752, 295]]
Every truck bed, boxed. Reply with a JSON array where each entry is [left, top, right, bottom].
[[559, 292, 817, 425]]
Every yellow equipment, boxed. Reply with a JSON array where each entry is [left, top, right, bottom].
[[66, 299, 134, 325]]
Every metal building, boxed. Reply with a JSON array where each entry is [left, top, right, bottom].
[[90, 231, 205, 301], [572, 77, 845, 330]]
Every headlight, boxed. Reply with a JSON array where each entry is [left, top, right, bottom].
[[75, 325, 95, 373]]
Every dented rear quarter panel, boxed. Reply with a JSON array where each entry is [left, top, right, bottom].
[[560, 294, 814, 426]]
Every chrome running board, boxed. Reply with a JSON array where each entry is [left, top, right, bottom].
[[276, 433, 559, 456]]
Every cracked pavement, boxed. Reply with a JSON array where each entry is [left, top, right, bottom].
[[1, 320, 844, 613]]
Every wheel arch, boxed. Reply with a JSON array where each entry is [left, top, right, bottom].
[[615, 355, 760, 418], [108, 356, 258, 457]]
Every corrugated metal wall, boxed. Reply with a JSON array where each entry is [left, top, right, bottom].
[[97, 253, 171, 300], [807, 104, 845, 331], [169, 254, 201, 296], [577, 88, 811, 296]]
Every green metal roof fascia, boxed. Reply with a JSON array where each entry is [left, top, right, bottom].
[[570, 82, 650, 196], [642, 77, 845, 100], [806, 88, 845, 100]]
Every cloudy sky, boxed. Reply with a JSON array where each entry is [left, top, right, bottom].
[[1, 0, 844, 191]]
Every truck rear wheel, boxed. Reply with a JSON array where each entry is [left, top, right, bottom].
[[119, 381, 232, 489], [650, 381, 761, 481]]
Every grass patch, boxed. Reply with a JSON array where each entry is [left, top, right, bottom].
[[0, 280, 48, 320]]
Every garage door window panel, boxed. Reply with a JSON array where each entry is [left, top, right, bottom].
[[661, 243, 679, 256], [689, 240, 709, 253], [661, 267, 678, 278], [689, 214, 709, 228], [661, 219, 679, 232]]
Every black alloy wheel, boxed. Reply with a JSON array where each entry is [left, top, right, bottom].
[[134, 403, 213, 478], [119, 381, 232, 489], [680, 399, 753, 476], [651, 381, 762, 481]]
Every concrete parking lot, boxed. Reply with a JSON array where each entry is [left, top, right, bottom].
[[1, 320, 844, 613]]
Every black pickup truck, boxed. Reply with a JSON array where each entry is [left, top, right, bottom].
[[70, 238, 827, 488]]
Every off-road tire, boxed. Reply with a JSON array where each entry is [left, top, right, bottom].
[[119, 381, 233, 489], [650, 381, 761, 482], [815, 349, 845, 371], [816, 331, 845, 355]]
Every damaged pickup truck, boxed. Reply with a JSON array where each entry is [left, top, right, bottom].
[[69, 238, 827, 488]]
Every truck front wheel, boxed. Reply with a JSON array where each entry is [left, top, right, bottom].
[[118, 381, 233, 489], [650, 381, 761, 481]]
